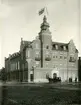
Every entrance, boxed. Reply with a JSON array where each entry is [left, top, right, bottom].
[[53, 73, 57, 79], [30, 74, 34, 81], [30, 67, 34, 82], [51, 68, 59, 78]]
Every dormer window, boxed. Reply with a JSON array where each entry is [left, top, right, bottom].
[[63, 46, 66, 50], [53, 44, 55, 48], [55, 45, 58, 49]]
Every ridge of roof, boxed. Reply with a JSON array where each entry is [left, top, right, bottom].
[[52, 41, 68, 45], [23, 41, 31, 44], [5, 51, 20, 60]]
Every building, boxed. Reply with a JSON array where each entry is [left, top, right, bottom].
[[5, 52, 21, 81], [5, 15, 78, 83], [78, 57, 81, 81], [0, 67, 6, 81]]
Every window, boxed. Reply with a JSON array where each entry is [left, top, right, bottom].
[[72, 63, 74, 66], [60, 63, 62, 66], [53, 65, 55, 68], [56, 56, 58, 58], [30, 74, 34, 81], [69, 56, 75, 62], [26, 49, 30, 58], [36, 43, 39, 48], [53, 52, 55, 58], [53, 56, 55, 58], [55, 45, 58, 49], [36, 61, 40, 67], [46, 73, 49, 79], [11, 64, 12, 71], [60, 56, 62, 59], [28, 50, 30, 57], [46, 51, 49, 55], [63, 46, 66, 50], [46, 62, 49, 67], [18, 61, 20, 70], [22, 64, 24, 70], [46, 45, 49, 49], [64, 56, 67, 59], [16, 62, 17, 70], [35, 51, 40, 61], [36, 51, 40, 55], [11, 63, 16, 71]]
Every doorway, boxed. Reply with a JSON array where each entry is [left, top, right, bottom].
[[53, 73, 57, 79], [30, 74, 34, 81]]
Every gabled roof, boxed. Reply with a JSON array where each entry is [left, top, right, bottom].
[[23, 41, 32, 50], [23, 41, 31, 45], [75, 49, 78, 53]]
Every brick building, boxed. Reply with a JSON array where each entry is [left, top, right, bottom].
[[5, 16, 78, 82]]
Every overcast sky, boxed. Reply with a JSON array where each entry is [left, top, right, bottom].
[[0, 0, 81, 69]]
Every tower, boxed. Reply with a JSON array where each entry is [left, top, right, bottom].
[[39, 15, 52, 68]]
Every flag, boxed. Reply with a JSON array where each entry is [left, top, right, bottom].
[[39, 8, 45, 15]]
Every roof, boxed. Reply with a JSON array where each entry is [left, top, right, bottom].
[[23, 41, 32, 49], [52, 41, 68, 51], [5, 51, 20, 60], [52, 41, 78, 53], [23, 41, 31, 45]]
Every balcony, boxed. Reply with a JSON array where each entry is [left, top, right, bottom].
[[69, 57, 76, 62], [35, 55, 41, 61], [45, 55, 51, 61]]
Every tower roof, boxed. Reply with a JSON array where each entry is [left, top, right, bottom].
[[40, 15, 50, 30]]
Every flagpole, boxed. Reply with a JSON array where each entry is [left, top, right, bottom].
[[46, 7, 49, 15]]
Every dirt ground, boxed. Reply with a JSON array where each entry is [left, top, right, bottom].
[[2, 82, 81, 105]]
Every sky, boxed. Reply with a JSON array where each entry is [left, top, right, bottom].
[[0, 0, 81, 69]]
